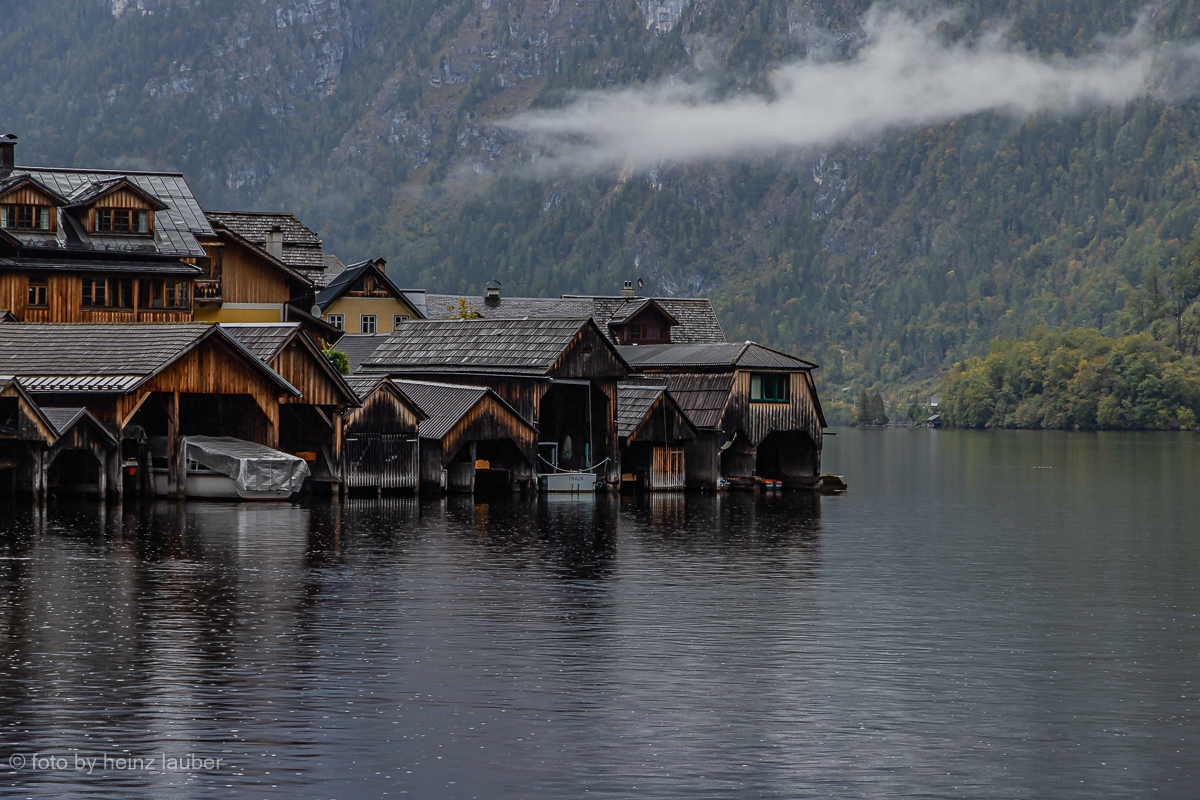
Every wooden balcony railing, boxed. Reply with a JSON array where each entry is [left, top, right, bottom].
[[194, 280, 222, 301]]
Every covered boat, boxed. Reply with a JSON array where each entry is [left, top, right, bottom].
[[153, 436, 310, 500]]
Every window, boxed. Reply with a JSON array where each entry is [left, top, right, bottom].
[[139, 279, 189, 310], [1, 204, 51, 231], [27, 278, 48, 308], [627, 323, 662, 343], [95, 208, 149, 234], [81, 278, 135, 309], [393, 314, 409, 329], [750, 373, 790, 403], [361, 314, 377, 334], [328, 314, 344, 331]]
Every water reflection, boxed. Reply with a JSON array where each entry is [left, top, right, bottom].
[[1, 431, 1196, 798]]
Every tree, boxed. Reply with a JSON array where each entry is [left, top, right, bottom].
[[870, 392, 889, 425], [856, 389, 872, 426], [323, 348, 349, 375]]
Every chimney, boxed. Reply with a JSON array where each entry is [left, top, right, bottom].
[[0, 134, 16, 177], [265, 224, 284, 259], [485, 280, 501, 303], [621, 280, 635, 297]]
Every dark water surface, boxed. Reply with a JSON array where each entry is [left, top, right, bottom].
[[1, 429, 1197, 798]]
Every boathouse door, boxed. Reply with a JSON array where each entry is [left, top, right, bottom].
[[650, 445, 685, 490]]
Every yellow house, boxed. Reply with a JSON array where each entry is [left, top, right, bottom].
[[315, 258, 424, 334]]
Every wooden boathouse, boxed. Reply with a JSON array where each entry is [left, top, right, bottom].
[[620, 342, 827, 489], [389, 378, 537, 494], [616, 383, 698, 491], [342, 375, 425, 493], [221, 323, 360, 489], [359, 318, 629, 486], [0, 324, 299, 497]]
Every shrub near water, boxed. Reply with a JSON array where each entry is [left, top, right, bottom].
[[940, 329, 1200, 431]]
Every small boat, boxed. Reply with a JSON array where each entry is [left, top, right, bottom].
[[153, 436, 310, 500], [538, 472, 600, 493]]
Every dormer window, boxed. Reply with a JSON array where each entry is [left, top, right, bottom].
[[1, 204, 51, 231], [96, 208, 150, 234]]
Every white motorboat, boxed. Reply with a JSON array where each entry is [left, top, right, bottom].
[[538, 472, 599, 493]]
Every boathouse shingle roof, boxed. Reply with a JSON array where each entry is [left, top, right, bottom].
[[616, 383, 667, 438], [422, 294, 726, 345], [337, 334, 390, 373], [204, 211, 328, 284], [362, 318, 600, 376], [658, 373, 736, 429], [618, 342, 815, 370], [220, 322, 300, 362], [0, 323, 298, 395]]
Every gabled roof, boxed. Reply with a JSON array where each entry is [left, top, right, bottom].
[[204, 211, 328, 282], [220, 323, 358, 406], [0, 323, 299, 396], [17, 167, 211, 257], [424, 293, 726, 345], [344, 375, 427, 420], [41, 407, 119, 448], [361, 317, 627, 377], [604, 297, 680, 327], [389, 378, 534, 441], [0, 172, 70, 206], [336, 334, 391, 373], [658, 373, 736, 429], [315, 259, 424, 316], [65, 176, 170, 211], [618, 342, 816, 370], [206, 218, 315, 288], [0, 375, 59, 443], [616, 382, 697, 440]]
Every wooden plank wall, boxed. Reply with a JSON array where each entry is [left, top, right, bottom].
[[270, 339, 348, 407], [219, 238, 292, 304], [0, 273, 192, 322], [729, 370, 823, 450], [345, 384, 421, 434], [441, 394, 537, 471]]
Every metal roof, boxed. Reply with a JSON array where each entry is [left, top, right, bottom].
[[618, 342, 815, 370], [40, 406, 87, 434], [389, 379, 493, 441], [21, 167, 212, 258], [345, 374, 385, 401], [315, 259, 423, 315], [362, 317, 597, 376], [0, 256, 201, 276]]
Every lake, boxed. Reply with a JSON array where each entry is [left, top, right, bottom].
[[0, 428, 1197, 798]]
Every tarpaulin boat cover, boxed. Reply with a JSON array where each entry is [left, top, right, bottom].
[[184, 436, 310, 493]]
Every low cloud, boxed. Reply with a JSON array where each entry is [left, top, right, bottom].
[[502, 9, 1166, 173]]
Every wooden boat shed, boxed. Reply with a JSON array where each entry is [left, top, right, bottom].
[[359, 317, 629, 486], [221, 322, 360, 488], [342, 374, 425, 493], [616, 383, 698, 491], [619, 342, 827, 489], [389, 378, 537, 494], [0, 323, 299, 497]]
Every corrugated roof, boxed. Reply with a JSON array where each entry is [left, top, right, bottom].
[[618, 342, 815, 369], [337, 334, 391, 373], [221, 323, 300, 362], [362, 318, 594, 376], [660, 373, 735, 429], [617, 383, 666, 438], [390, 379, 491, 441]]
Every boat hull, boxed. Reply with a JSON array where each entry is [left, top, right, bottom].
[[538, 472, 598, 493], [152, 470, 293, 501]]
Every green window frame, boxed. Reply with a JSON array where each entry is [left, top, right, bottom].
[[750, 373, 790, 403]]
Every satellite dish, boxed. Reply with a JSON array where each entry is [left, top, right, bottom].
[[636, 277, 645, 289], [311, 305, 321, 317]]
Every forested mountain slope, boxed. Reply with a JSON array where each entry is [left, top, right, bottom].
[[5, 0, 1200, 414]]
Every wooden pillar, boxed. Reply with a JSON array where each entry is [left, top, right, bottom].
[[96, 450, 107, 498], [332, 410, 344, 486], [267, 397, 280, 449], [167, 390, 184, 499], [36, 448, 47, 503], [108, 438, 123, 500]]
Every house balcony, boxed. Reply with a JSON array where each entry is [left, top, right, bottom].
[[194, 280, 222, 302]]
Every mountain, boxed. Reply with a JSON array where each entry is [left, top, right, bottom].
[[5, 0, 1200, 419]]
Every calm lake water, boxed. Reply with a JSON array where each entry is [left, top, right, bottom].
[[0, 428, 1197, 798]]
